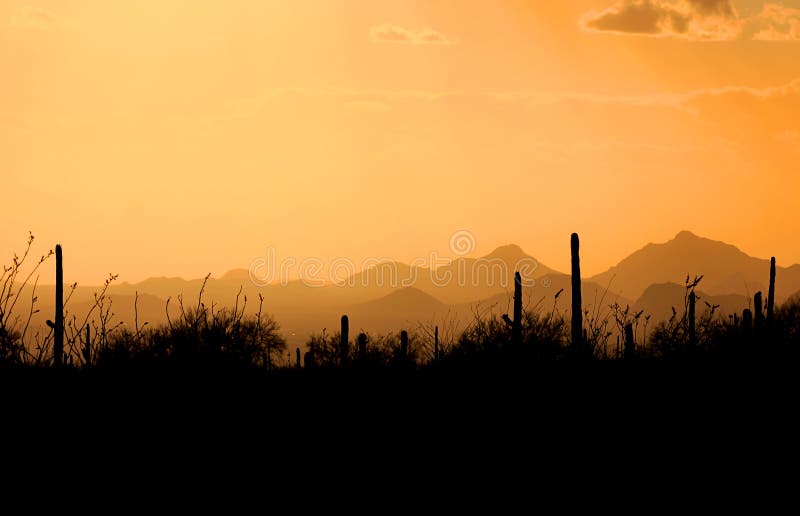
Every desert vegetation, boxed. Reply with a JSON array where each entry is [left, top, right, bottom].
[[1, 232, 797, 371]]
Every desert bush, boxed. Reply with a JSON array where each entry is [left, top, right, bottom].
[[305, 329, 421, 368], [95, 283, 285, 369]]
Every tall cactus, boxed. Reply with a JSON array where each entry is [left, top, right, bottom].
[[47, 244, 64, 367], [754, 292, 764, 334], [295, 347, 301, 368], [502, 272, 523, 346], [512, 271, 522, 346], [571, 233, 583, 351], [434, 325, 439, 362], [688, 291, 696, 346], [340, 315, 349, 366], [767, 257, 776, 324]]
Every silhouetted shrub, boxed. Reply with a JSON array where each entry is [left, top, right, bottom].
[[95, 306, 285, 369], [305, 329, 422, 369]]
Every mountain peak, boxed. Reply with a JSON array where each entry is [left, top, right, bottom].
[[221, 268, 250, 281], [590, 230, 796, 301], [673, 230, 700, 241], [484, 244, 528, 260], [353, 287, 445, 314]]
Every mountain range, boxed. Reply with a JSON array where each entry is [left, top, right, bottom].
[[12, 231, 798, 348], [589, 231, 800, 301]]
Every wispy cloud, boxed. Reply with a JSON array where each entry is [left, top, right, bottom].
[[343, 100, 392, 113], [226, 78, 800, 119], [370, 24, 454, 45], [494, 78, 800, 117], [9, 6, 58, 29]]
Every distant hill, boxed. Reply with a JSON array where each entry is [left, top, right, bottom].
[[18, 234, 800, 350], [209, 244, 563, 307], [590, 231, 800, 301], [632, 283, 750, 325], [412, 244, 561, 305], [351, 287, 447, 316], [448, 273, 633, 322], [220, 269, 250, 282]]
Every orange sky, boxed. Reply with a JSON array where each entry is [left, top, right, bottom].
[[2, 0, 800, 284]]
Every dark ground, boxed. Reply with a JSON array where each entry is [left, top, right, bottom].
[[1, 361, 795, 506]]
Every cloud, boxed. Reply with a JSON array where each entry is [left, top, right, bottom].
[[370, 24, 454, 45], [681, 79, 800, 102], [583, 1, 800, 41], [9, 6, 58, 29], [225, 78, 800, 121], [752, 3, 800, 40], [543, 79, 800, 121], [688, 0, 735, 17], [581, 0, 743, 41], [581, 1, 688, 35]]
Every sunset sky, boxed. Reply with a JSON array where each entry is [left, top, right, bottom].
[[2, 0, 800, 284]]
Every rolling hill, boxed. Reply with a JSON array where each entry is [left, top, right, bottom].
[[632, 283, 750, 325], [589, 231, 800, 302], [15, 234, 800, 349]]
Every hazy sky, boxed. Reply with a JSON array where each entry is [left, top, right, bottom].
[[2, 0, 800, 284]]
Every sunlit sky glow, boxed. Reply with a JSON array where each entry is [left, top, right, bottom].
[[2, 0, 799, 284]]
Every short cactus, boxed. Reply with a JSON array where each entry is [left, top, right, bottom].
[[303, 350, 316, 369], [754, 292, 764, 334], [357, 332, 367, 360], [624, 323, 635, 360], [742, 309, 753, 336]]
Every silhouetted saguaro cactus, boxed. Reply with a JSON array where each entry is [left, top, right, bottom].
[[512, 272, 522, 346], [754, 292, 764, 335], [767, 257, 776, 324], [400, 330, 408, 360], [295, 347, 301, 368], [357, 332, 367, 361], [742, 309, 753, 336], [46, 244, 64, 367], [434, 325, 439, 362], [624, 323, 635, 360], [503, 273, 523, 345], [83, 324, 91, 367], [571, 233, 583, 351], [688, 291, 696, 346], [340, 315, 349, 366]]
